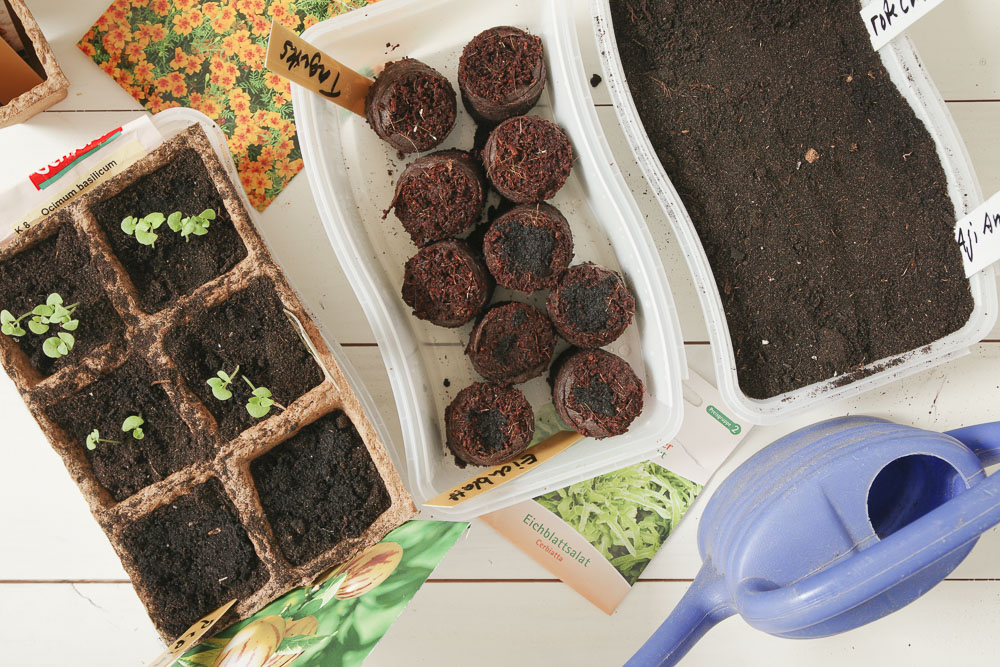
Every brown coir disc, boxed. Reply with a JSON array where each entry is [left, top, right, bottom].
[[401, 239, 492, 327], [483, 202, 573, 292], [388, 150, 485, 247], [552, 348, 643, 439], [466, 301, 556, 385], [446, 381, 534, 466], [547, 262, 635, 348], [482, 115, 573, 203], [365, 58, 457, 153], [458, 26, 546, 124]]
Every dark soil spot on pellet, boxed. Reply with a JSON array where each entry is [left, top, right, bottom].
[[610, 0, 974, 398], [46, 356, 210, 501], [251, 411, 390, 566], [573, 381, 616, 417], [471, 409, 508, 452], [165, 279, 324, 441], [90, 148, 247, 313], [119, 479, 267, 639], [0, 220, 124, 376]]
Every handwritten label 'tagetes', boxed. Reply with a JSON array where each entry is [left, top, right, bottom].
[[278, 40, 341, 99]]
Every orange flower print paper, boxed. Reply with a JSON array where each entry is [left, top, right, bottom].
[[79, 0, 374, 211]]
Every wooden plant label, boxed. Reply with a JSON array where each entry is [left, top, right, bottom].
[[147, 599, 237, 667], [423, 431, 584, 508], [955, 190, 1000, 278], [860, 0, 947, 51], [265, 20, 372, 117]]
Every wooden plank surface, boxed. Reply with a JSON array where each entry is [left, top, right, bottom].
[[0, 0, 999, 665]]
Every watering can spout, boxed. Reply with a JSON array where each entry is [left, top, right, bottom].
[[625, 561, 734, 667]]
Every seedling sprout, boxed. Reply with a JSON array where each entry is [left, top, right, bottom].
[[122, 208, 217, 246], [122, 414, 145, 440], [1, 293, 80, 358], [85, 429, 120, 450]]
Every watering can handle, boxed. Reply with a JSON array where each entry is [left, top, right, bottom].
[[946, 422, 1000, 467], [736, 450, 1000, 635]]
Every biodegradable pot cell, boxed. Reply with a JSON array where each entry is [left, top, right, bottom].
[[0, 0, 70, 128], [365, 57, 457, 154], [401, 239, 493, 327], [458, 26, 546, 124], [465, 301, 556, 385], [552, 347, 644, 439], [483, 202, 574, 292], [0, 125, 415, 641], [546, 262, 635, 348]]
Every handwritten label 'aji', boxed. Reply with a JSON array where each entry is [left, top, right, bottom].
[[265, 20, 372, 117], [860, 0, 947, 51], [955, 190, 1000, 278]]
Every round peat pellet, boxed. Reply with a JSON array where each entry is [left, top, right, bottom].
[[552, 348, 643, 439], [389, 150, 485, 247], [401, 240, 492, 327], [446, 382, 535, 466], [466, 302, 556, 385], [365, 58, 457, 154], [482, 115, 573, 203], [458, 26, 546, 124], [546, 262, 635, 347], [483, 202, 573, 292]]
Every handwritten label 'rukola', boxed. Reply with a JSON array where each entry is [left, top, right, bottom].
[[265, 20, 372, 116], [859, 0, 946, 51], [955, 190, 1000, 278]]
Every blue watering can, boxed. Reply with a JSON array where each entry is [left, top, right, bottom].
[[628, 416, 1000, 666]]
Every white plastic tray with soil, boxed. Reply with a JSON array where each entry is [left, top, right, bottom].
[[292, 0, 687, 519]]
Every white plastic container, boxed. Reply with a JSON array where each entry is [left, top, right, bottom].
[[292, 0, 687, 518], [149, 107, 407, 479], [592, 0, 998, 425]]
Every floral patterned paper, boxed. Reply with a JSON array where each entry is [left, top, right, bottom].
[[79, 0, 375, 210]]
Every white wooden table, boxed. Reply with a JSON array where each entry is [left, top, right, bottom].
[[1, 1, 999, 664]]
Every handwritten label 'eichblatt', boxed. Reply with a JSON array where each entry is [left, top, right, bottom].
[[955, 190, 1000, 278], [860, 0, 946, 51]]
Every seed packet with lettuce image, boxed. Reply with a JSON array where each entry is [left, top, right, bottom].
[[481, 371, 750, 614], [176, 520, 468, 667]]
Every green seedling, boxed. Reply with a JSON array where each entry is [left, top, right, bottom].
[[122, 414, 145, 440], [167, 209, 216, 242], [243, 377, 276, 418], [85, 429, 120, 450], [121, 212, 166, 247], [206, 365, 285, 418], [207, 365, 239, 400], [2, 294, 80, 358]]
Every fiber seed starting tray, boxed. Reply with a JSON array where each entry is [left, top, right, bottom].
[[0, 122, 415, 640]]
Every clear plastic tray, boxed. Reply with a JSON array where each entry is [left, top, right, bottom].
[[292, 0, 687, 518], [592, 0, 997, 425]]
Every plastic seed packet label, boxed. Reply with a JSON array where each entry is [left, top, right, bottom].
[[173, 520, 468, 667], [956, 189, 1000, 277], [266, 21, 372, 117], [860, 0, 946, 51], [481, 371, 751, 614], [0, 115, 164, 242]]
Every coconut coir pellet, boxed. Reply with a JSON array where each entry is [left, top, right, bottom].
[[610, 0, 973, 398]]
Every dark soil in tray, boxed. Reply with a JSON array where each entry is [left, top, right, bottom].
[[610, 0, 974, 399], [164, 278, 324, 441], [0, 220, 124, 377], [483, 202, 574, 292], [466, 301, 556, 385], [445, 381, 534, 467], [552, 348, 643, 439], [90, 148, 247, 313], [250, 411, 391, 566], [118, 479, 267, 639], [46, 356, 210, 502], [547, 263, 634, 348]]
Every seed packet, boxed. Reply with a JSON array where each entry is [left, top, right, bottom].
[[175, 520, 469, 667], [481, 371, 750, 613]]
